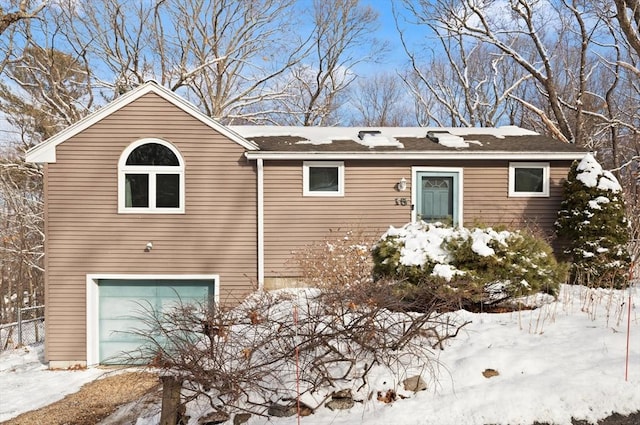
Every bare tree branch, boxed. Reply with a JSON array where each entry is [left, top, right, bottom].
[[0, 0, 46, 35]]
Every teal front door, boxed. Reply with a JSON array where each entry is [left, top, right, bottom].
[[416, 171, 459, 226], [98, 279, 214, 364]]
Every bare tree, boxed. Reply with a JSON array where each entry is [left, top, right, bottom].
[[400, 30, 531, 127], [0, 0, 45, 35], [399, 0, 640, 268], [613, 0, 640, 59], [403, 0, 608, 145], [272, 0, 384, 126], [0, 151, 43, 324], [347, 72, 414, 126], [0, 0, 46, 74], [55, 0, 307, 122], [0, 45, 92, 143], [0, 12, 89, 323]]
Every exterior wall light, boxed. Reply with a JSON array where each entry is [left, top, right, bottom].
[[145, 242, 153, 252], [397, 177, 407, 192]]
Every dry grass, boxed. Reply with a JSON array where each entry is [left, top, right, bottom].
[[1, 371, 159, 425]]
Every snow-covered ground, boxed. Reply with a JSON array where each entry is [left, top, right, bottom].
[[0, 343, 105, 421], [1, 284, 638, 425]]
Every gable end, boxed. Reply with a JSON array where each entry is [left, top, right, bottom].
[[26, 82, 257, 163]]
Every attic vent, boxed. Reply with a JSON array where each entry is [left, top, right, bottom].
[[355, 130, 404, 149], [427, 131, 469, 148], [427, 131, 450, 141], [358, 130, 381, 140]]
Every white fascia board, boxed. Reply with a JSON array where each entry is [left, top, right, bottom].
[[25, 143, 57, 163], [25, 82, 258, 164], [244, 151, 587, 161]]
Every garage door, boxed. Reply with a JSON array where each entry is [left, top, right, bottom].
[[98, 279, 214, 364]]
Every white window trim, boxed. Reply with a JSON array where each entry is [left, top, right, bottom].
[[118, 138, 185, 213], [303, 161, 345, 197], [509, 162, 550, 197], [86, 273, 219, 366]]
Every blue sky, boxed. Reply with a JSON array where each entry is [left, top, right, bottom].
[[359, 0, 427, 71]]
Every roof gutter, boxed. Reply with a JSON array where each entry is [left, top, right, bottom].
[[244, 151, 588, 161]]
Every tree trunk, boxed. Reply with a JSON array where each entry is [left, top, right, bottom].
[[159, 375, 184, 425]]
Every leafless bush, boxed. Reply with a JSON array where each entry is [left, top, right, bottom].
[[121, 284, 468, 420], [293, 227, 377, 290], [113, 229, 470, 420]]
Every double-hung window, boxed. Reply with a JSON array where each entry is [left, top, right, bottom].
[[303, 161, 344, 197], [508, 162, 550, 197], [118, 139, 185, 213]]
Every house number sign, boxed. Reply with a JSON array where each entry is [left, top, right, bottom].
[[395, 197, 408, 206]]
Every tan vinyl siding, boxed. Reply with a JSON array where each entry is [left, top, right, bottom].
[[45, 93, 257, 362], [263, 160, 413, 278], [263, 159, 571, 277], [463, 160, 570, 232]]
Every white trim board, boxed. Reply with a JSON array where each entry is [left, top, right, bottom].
[[245, 151, 586, 161]]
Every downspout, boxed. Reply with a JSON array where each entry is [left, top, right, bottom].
[[257, 158, 264, 289]]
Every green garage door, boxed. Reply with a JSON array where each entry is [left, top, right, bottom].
[[99, 279, 214, 364]]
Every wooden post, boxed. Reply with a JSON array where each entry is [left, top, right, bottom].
[[159, 375, 184, 425]]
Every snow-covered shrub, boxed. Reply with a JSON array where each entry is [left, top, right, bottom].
[[555, 154, 631, 288], [372, 222, 567, 309]]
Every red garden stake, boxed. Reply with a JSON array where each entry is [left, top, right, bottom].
[[625, 266, 634, 382], [294, 303, 301, 424]]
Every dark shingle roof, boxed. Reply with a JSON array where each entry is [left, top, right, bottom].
[[245, 134, 586, 153], [230, 126, 588, 159]]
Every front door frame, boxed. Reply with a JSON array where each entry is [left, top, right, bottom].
[[411, 166, 464, 226]]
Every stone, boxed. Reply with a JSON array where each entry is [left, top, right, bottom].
[[268, 401, 313, 417], [331, 388, 353, 399], [403, 375, 428, 392], [326, 397, 355, 411], [267, 403, 297, 418], [325, 388, 355, 410], [198, 409, 230, 424], [233, 413, 251, 425]]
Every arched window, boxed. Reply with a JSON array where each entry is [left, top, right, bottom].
[[118, 139, 185, 213]]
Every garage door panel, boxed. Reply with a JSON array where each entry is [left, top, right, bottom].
[[101, 317, 153, 336], [100, 280, 158, 296], [98, 278, 214, 364], [99, 298, 153, 319], [100, 341, 147, 363]]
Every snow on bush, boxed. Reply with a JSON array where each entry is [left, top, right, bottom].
[[555, 154, 630, 288], [372, 221, 566, 309]]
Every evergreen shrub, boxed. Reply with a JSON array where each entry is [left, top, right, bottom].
[[372, 222, 567, 310], [555, 154, 631, 288]]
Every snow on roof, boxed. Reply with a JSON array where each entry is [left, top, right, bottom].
[[230, 125, 538, 149], [357, 131, 404, 149], [427, 131, 471, 148]]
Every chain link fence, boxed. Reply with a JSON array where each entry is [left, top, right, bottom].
[[0, 305, 45, 351]]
